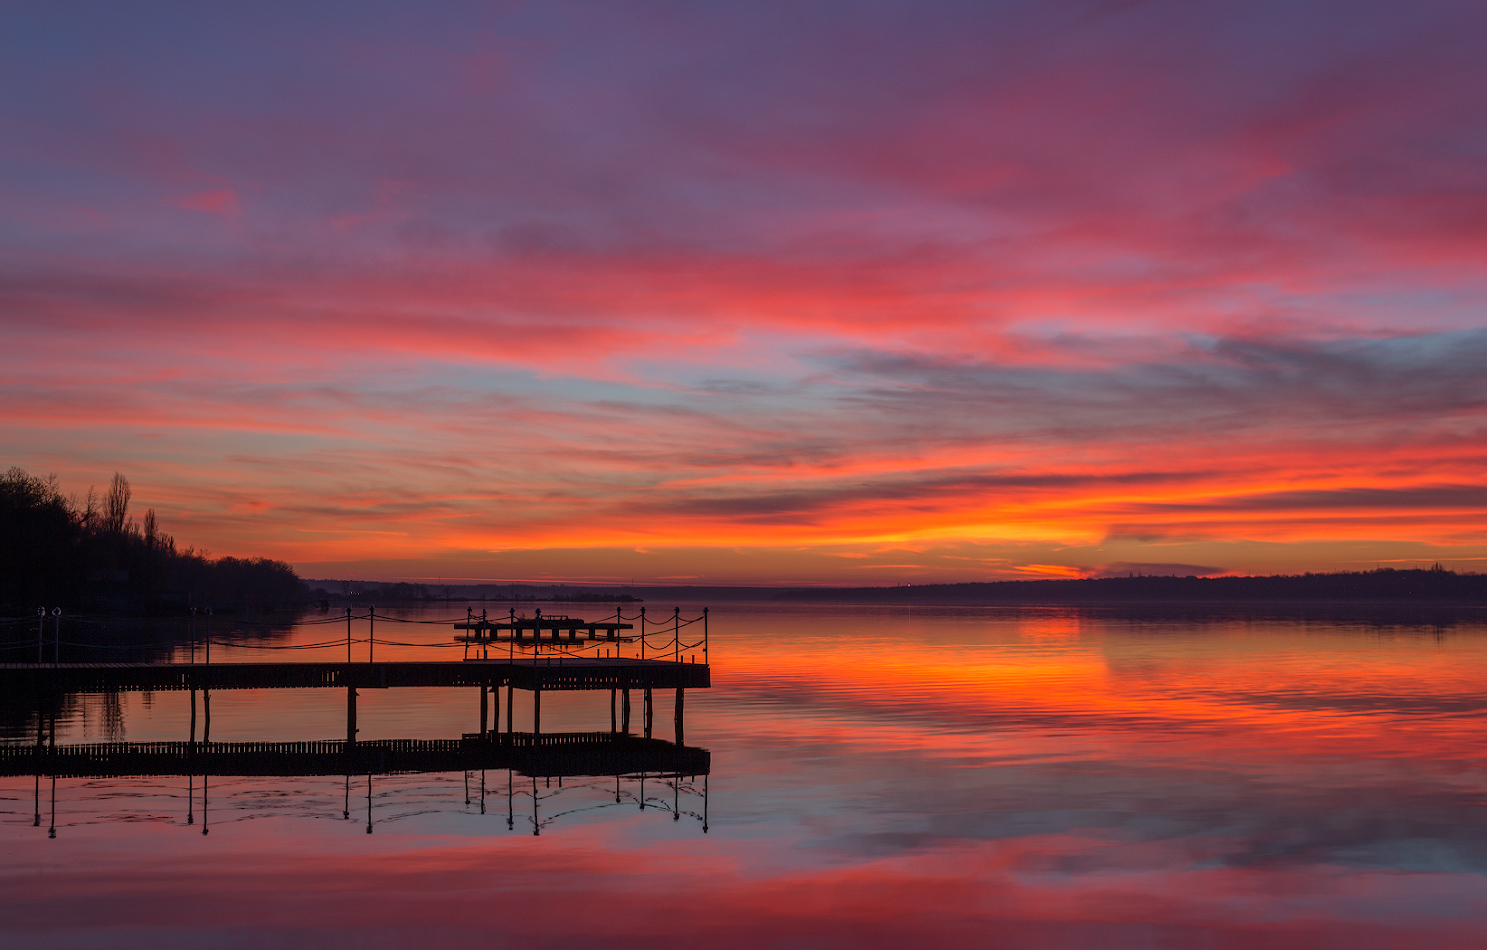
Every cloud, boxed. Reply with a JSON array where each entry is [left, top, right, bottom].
[[168, 188, 240, 218]]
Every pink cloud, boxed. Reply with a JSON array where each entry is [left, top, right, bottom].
[[168, 188, 240, 218]]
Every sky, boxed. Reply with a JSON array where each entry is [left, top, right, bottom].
[[3, 0, 1486, 585]]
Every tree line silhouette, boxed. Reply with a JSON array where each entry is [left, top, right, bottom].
[[773, 567, 1487, 605], [1, 467, 305, 613]]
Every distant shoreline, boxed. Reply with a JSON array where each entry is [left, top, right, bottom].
[[767, 570, 1487, 606], [303, 568, 1487, 608]]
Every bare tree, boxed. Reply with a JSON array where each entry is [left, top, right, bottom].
[[105, 472, 131, 533], [82, 486, 99, 532]]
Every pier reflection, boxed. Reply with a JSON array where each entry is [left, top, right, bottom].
[[3, 730, 710, 838]]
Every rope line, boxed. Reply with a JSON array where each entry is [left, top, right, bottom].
[[1, 608, 708, 658]]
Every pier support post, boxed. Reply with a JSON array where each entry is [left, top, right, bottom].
[[202, 690, 211, 744], [33, 697, 43, 827], [674, 688, 684, 745], [610, 689, 617, 733], [644, 687, 653, 739], [506, 684, 513, 733], [479, 685, 488, 735], [533, 688, 541, 736], [346, 687, 357, 747], [47, 711, 56, 837], [622, 688, 631, 734]]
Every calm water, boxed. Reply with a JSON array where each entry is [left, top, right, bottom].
[[4, 603, 1487, 948]]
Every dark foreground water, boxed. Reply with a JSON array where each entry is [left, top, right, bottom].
[[4, 603, 1487, 948]]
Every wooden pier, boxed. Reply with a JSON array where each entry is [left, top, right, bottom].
[[3, 609, 712, 762]]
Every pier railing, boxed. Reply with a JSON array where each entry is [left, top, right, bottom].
[[0, 606, 710, 667], [453, 606, 709, 666]]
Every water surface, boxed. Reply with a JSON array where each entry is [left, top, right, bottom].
[[4, 603, 1487, 948]]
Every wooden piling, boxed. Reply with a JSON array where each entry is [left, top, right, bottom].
[[346, 687, 357, 747]]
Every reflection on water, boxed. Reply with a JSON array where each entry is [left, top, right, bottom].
[[11, 770, 707, 841], [4, 603, 1487, 947]]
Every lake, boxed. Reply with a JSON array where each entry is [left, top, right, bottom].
[[4, 602, 1487, 947]]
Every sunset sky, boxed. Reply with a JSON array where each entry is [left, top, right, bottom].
[[4, 1, 1486, 584]]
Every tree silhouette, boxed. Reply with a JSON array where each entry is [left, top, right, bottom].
[[104, 472, 131, 534], [0, 467, 305, 613]]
